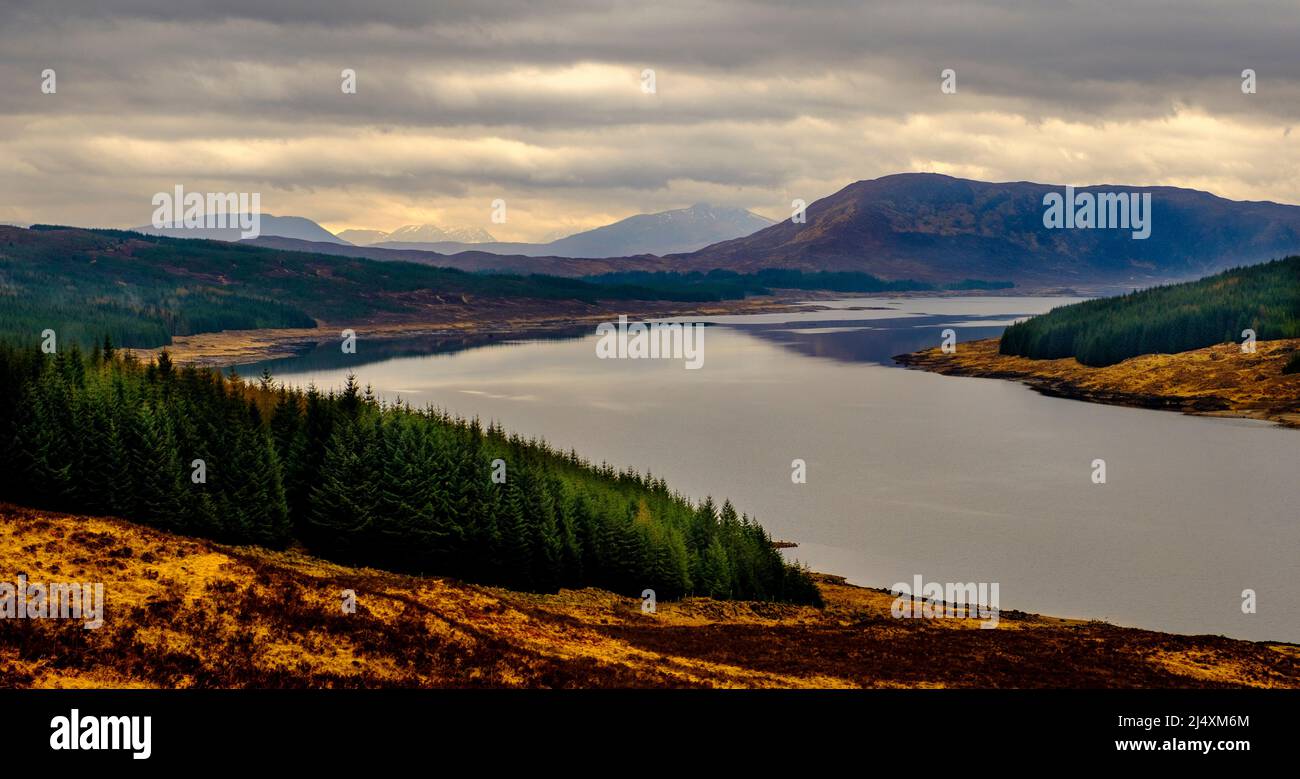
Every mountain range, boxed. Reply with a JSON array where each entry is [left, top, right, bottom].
[[338, 224, 497, 245], [121, 174, 1300, 286], [672, 173, 1300, 284], [131, 203, 772, 259], [362, 204, 774, 257], [132, 214, 350, 244]]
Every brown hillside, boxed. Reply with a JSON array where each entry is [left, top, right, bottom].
[[897, 337, 1300, 428], [1, 504, 1296, 689]]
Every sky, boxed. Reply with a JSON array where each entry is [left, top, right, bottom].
[[3, 0, 1299, 241]]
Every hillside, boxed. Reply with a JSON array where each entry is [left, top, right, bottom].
[[1000, 257, 1300, 366], [3, 504, 1296, 689], [244, 234, 675, 276], [898, 258, 1300, 424], [898, 337, 1300, 428], [678, 173, 1300, 284], [0, 226, 739, 349], [0, 344, 819, 605]]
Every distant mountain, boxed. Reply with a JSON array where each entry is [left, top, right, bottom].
[[341, 224, 496, 245], [133, 214, 349, 245], [546, 204, 774, 257], [372, 204, 775, 258], [335, 228, 390, 245], [675, 173, 1300, 284], [390, 224, 497, 243], [243, 234, 675, 277]]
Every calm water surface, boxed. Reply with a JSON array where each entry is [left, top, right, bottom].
[[246, 297, 1299, 642]]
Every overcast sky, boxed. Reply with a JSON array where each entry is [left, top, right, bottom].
[[3, 0, 1299, 240]]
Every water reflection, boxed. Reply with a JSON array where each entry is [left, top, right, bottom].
[[247, 296, 1299, 642], [723, 313, 1013, 365], [243, 326, 591, 375]]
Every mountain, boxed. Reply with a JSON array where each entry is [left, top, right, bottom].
[[244, 234, 675, 276], [335, 228, 391, 245], [133, 214, 350, 244], [389, 224, 497, 243], [544, 203, 774, 257], [675, 173, 1300, 284], [371, 204, 775, 258], [340, 224, 497, 245]]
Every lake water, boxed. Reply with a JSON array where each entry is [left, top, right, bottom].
[[245, 297, 1299, 642]]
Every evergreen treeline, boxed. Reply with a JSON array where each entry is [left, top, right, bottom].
[[6, 227, 849, 351], [1000, 257, 1300, 366], [585, 268, 1013, 297], [0, 291, 317, 353], [0, 341, 822, 606]]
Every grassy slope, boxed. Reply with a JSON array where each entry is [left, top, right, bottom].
[[2, 504, 1296, 689], [898, 337, 1300, 427]]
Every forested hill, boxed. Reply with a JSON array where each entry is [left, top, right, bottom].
[[0, 226, 738, 350], [999, 256, 1300, 366], [0, 343, 823, 605]]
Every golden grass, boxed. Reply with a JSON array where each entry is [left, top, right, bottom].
[[899, 337, 1300, 427], [1, 504, 1296, 689]]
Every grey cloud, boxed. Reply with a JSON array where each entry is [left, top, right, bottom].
[[2, 1, 1298, 235], [3, 1, 1299, 122]]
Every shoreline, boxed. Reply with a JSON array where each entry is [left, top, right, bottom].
[[3, 503, 1296, 688], [144, 288, 1076, 369], [133, 299, 1300, 656], [145, 293, 830, 368], [895, 337, 1300, 429]]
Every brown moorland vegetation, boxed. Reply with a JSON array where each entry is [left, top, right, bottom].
[[896, 337, 1300, 428], [2, 504, 1296, 689]]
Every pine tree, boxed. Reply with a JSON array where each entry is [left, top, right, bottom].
[[306, 413, 380, 559], [124, 403, 184, 530], [0, 344, 824, 606], [497, 473, 533, 590], [75, 391, 121, 515], [700, 536, 733, 599]]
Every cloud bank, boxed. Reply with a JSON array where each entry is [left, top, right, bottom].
[[2, 0, 1297, 239]]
